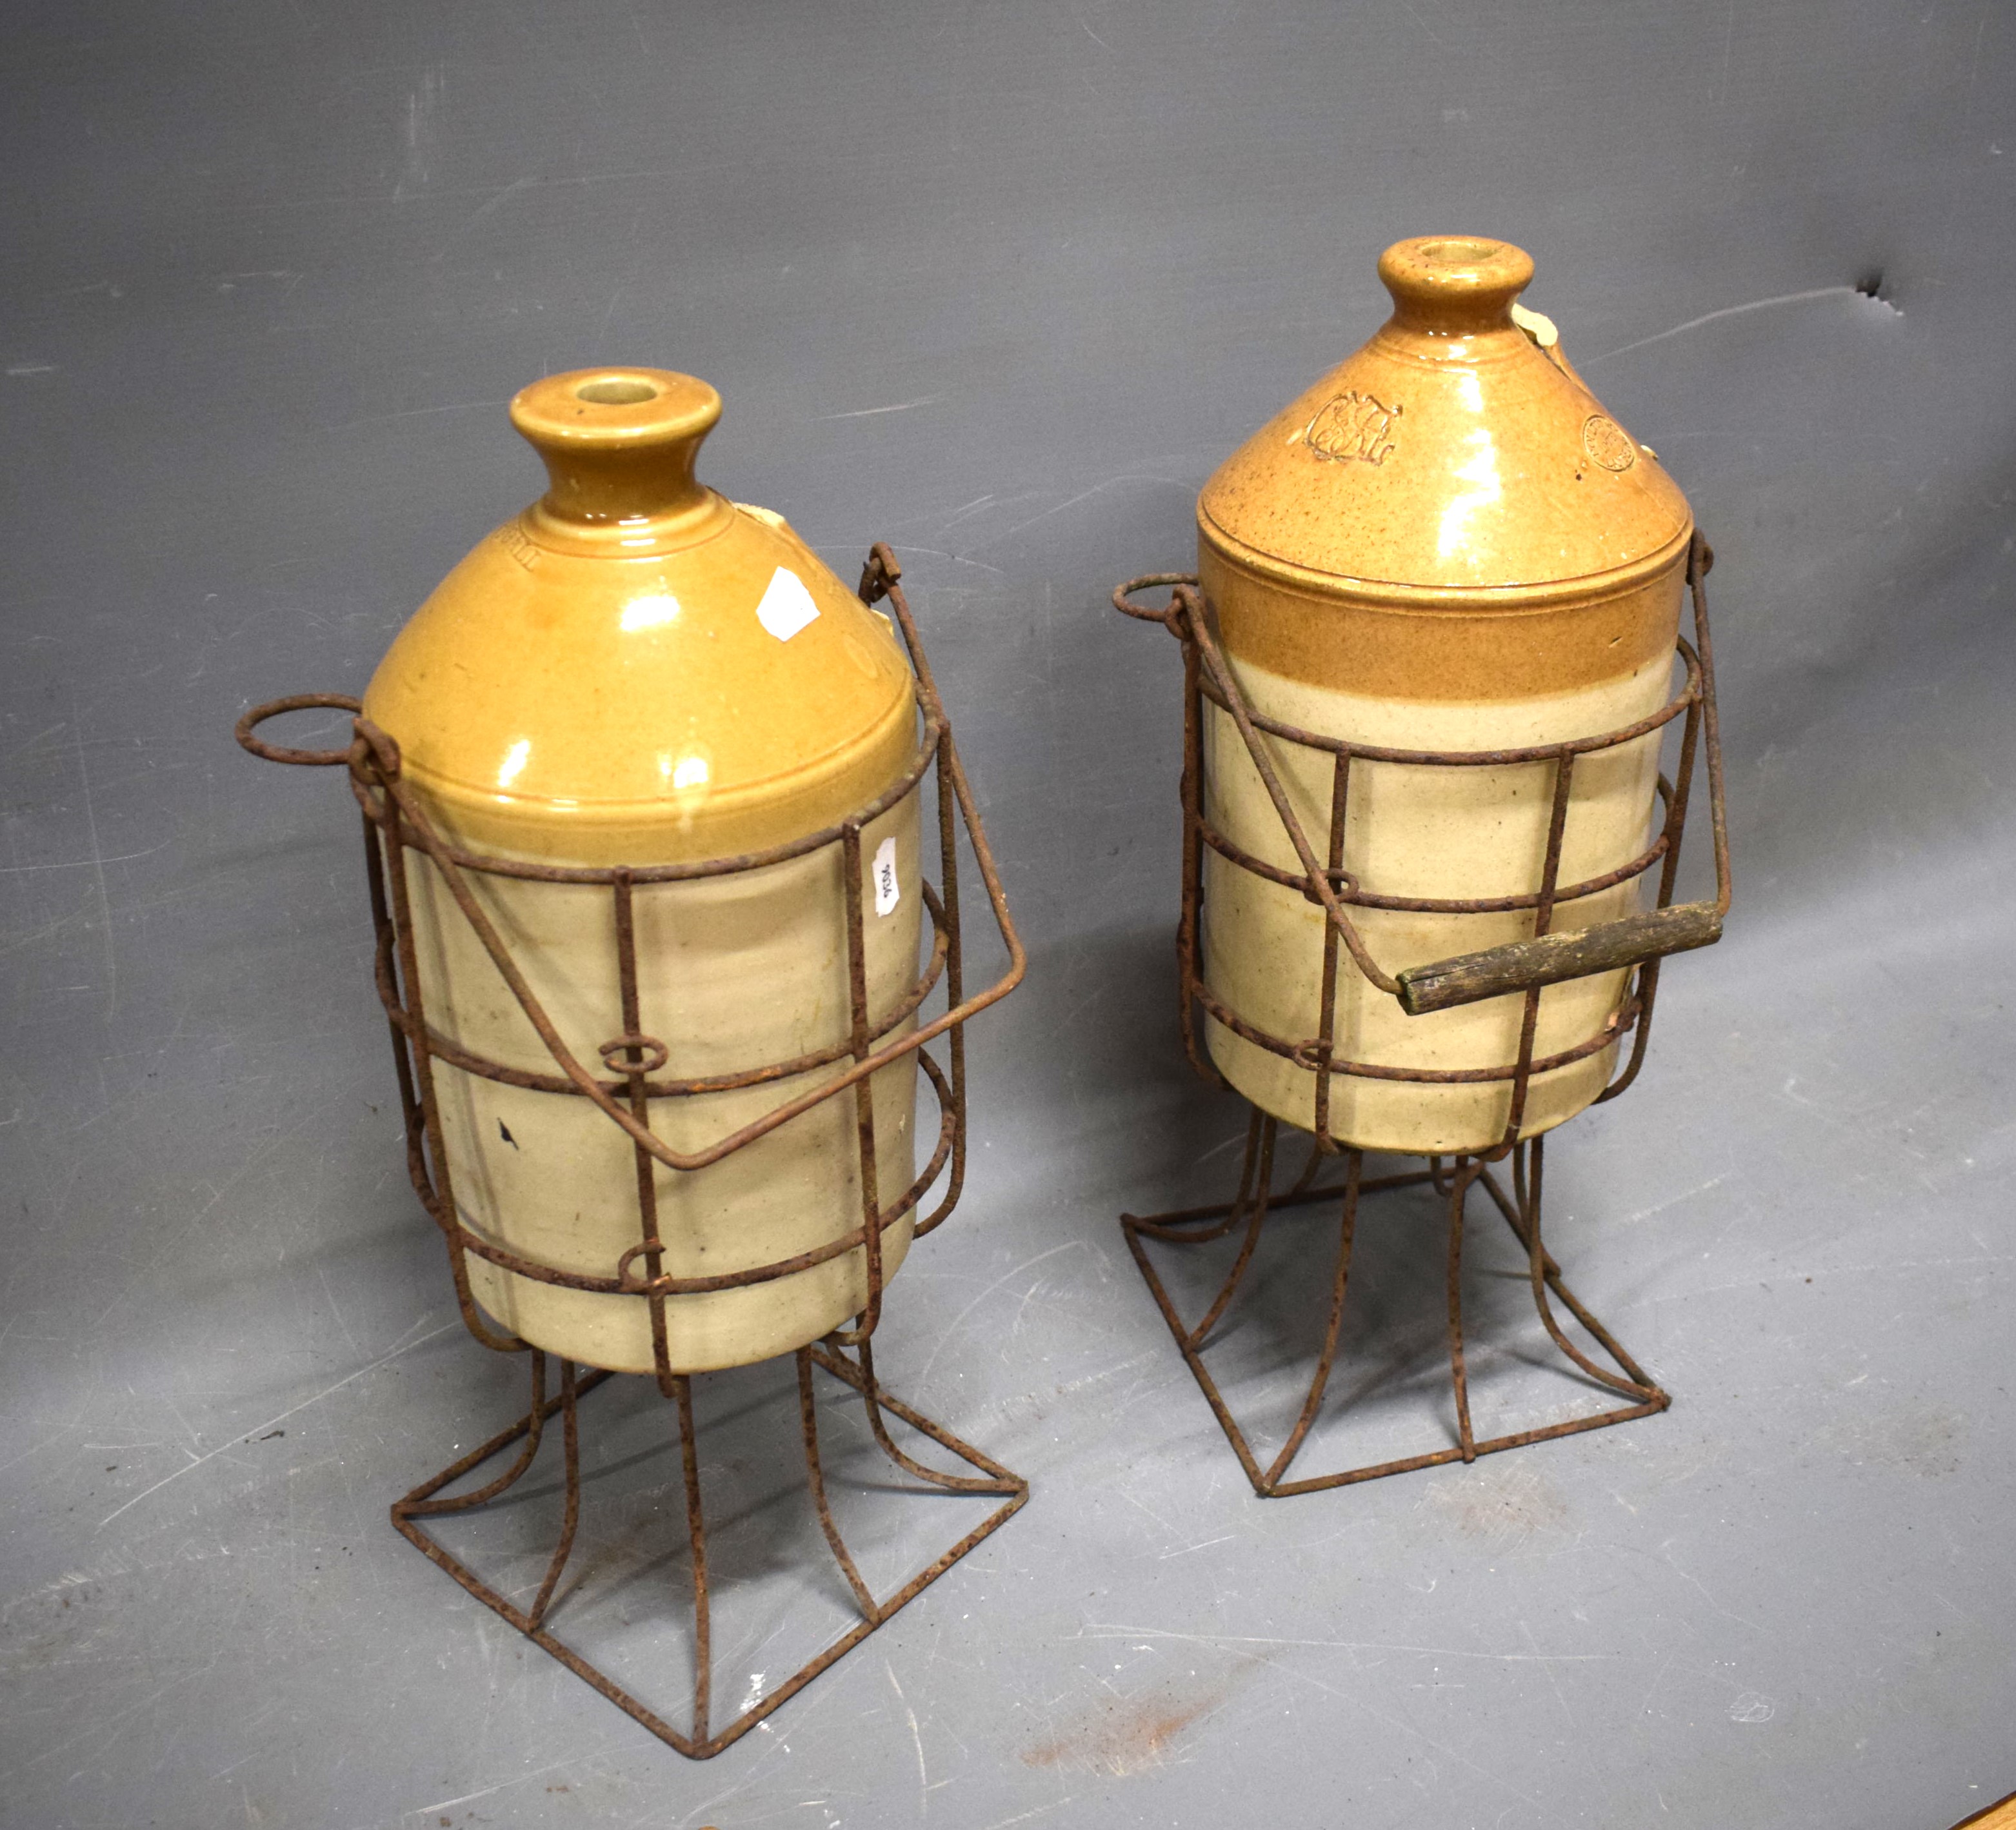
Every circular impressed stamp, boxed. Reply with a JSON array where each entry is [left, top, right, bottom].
[[1581, 414, 1638, 472]]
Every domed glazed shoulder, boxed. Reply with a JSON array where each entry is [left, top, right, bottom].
[[1198, 238, 1692, 599], [361, 370, 918, 864]]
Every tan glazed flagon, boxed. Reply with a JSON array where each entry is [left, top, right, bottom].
[[361, 368, 926, 1373], [1196, 236, 1694, 1153]]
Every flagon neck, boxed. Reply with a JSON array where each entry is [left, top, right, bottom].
[[509, 368, 730, 553], [1376, 235, 1534, 338]]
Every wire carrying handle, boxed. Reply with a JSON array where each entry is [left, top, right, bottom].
[[239, 547, 1032, 1760], [238, 542, 1027, 1380], [1113, 537, 1733, 1493], [1113, 530, 1731, 1159]]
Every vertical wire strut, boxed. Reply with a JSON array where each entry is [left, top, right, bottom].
[[378, 775, 521, 1355], [836, 821, 885, 1346], [674, 1374, 711, 1748], [1312, 750, 1350, 1146], [1186, 1117, 1279, 1348], [928, 721, 968, 1233], [612, 870, 676, 1398], [1445, 1160, 1478, 1460], [798, 1348, 880, 1619], [1262, 1149, 1362, 1486], [526, 1360, 582, 1631]]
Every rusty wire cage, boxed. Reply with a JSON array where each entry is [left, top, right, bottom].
[[237, 546, 1027, 1758], [1112, 533, 1731, 1496]]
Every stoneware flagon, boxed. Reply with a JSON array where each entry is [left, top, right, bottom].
[[1195, 236, 1693, 1153], [361, 368, 924, 1373]]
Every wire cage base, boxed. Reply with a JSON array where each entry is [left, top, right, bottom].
[[392, 1337, 1026, 1760], [239, 544, 1028, 1756], [1123, 1112, 1667, 1497], [1112, 535, 1728, 1495]]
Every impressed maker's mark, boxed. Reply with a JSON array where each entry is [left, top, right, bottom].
[[1298, 390, 1402, 466], [1581, 413, 1638, 472]]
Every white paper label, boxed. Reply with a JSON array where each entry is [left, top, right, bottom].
[[755, 566, 821, 642], [872, 836, 900, 917]]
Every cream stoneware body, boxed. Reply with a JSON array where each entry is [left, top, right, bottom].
[[1196, 238, 1693, 1154], [362, 370, 924, 1373]]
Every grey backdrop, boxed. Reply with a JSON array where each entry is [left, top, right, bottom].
[[4, 2, 2013, 1826]]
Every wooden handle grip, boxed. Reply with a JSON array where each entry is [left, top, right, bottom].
[[1395, 902, 1724, 1016]]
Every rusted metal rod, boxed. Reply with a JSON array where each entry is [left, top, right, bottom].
[[244, 548, 1030, 1759], [1109, 533, 1726, 1489]]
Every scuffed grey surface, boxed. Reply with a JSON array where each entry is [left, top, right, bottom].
[[3, 1, 2012, 1825]]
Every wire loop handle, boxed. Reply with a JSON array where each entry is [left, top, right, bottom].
[[1112, 530, 1731, 1159], [239, 542, 1026, 1370]]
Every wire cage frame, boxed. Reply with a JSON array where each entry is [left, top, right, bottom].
[[237, 543, 1028, 1758], [1111, 532, 1732, 1496]]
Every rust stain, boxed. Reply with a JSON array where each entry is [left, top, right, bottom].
[[1022, 1684, 1225, 1777]]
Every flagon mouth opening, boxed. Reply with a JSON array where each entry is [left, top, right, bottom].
[[1378, 235, 1535, 333]]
